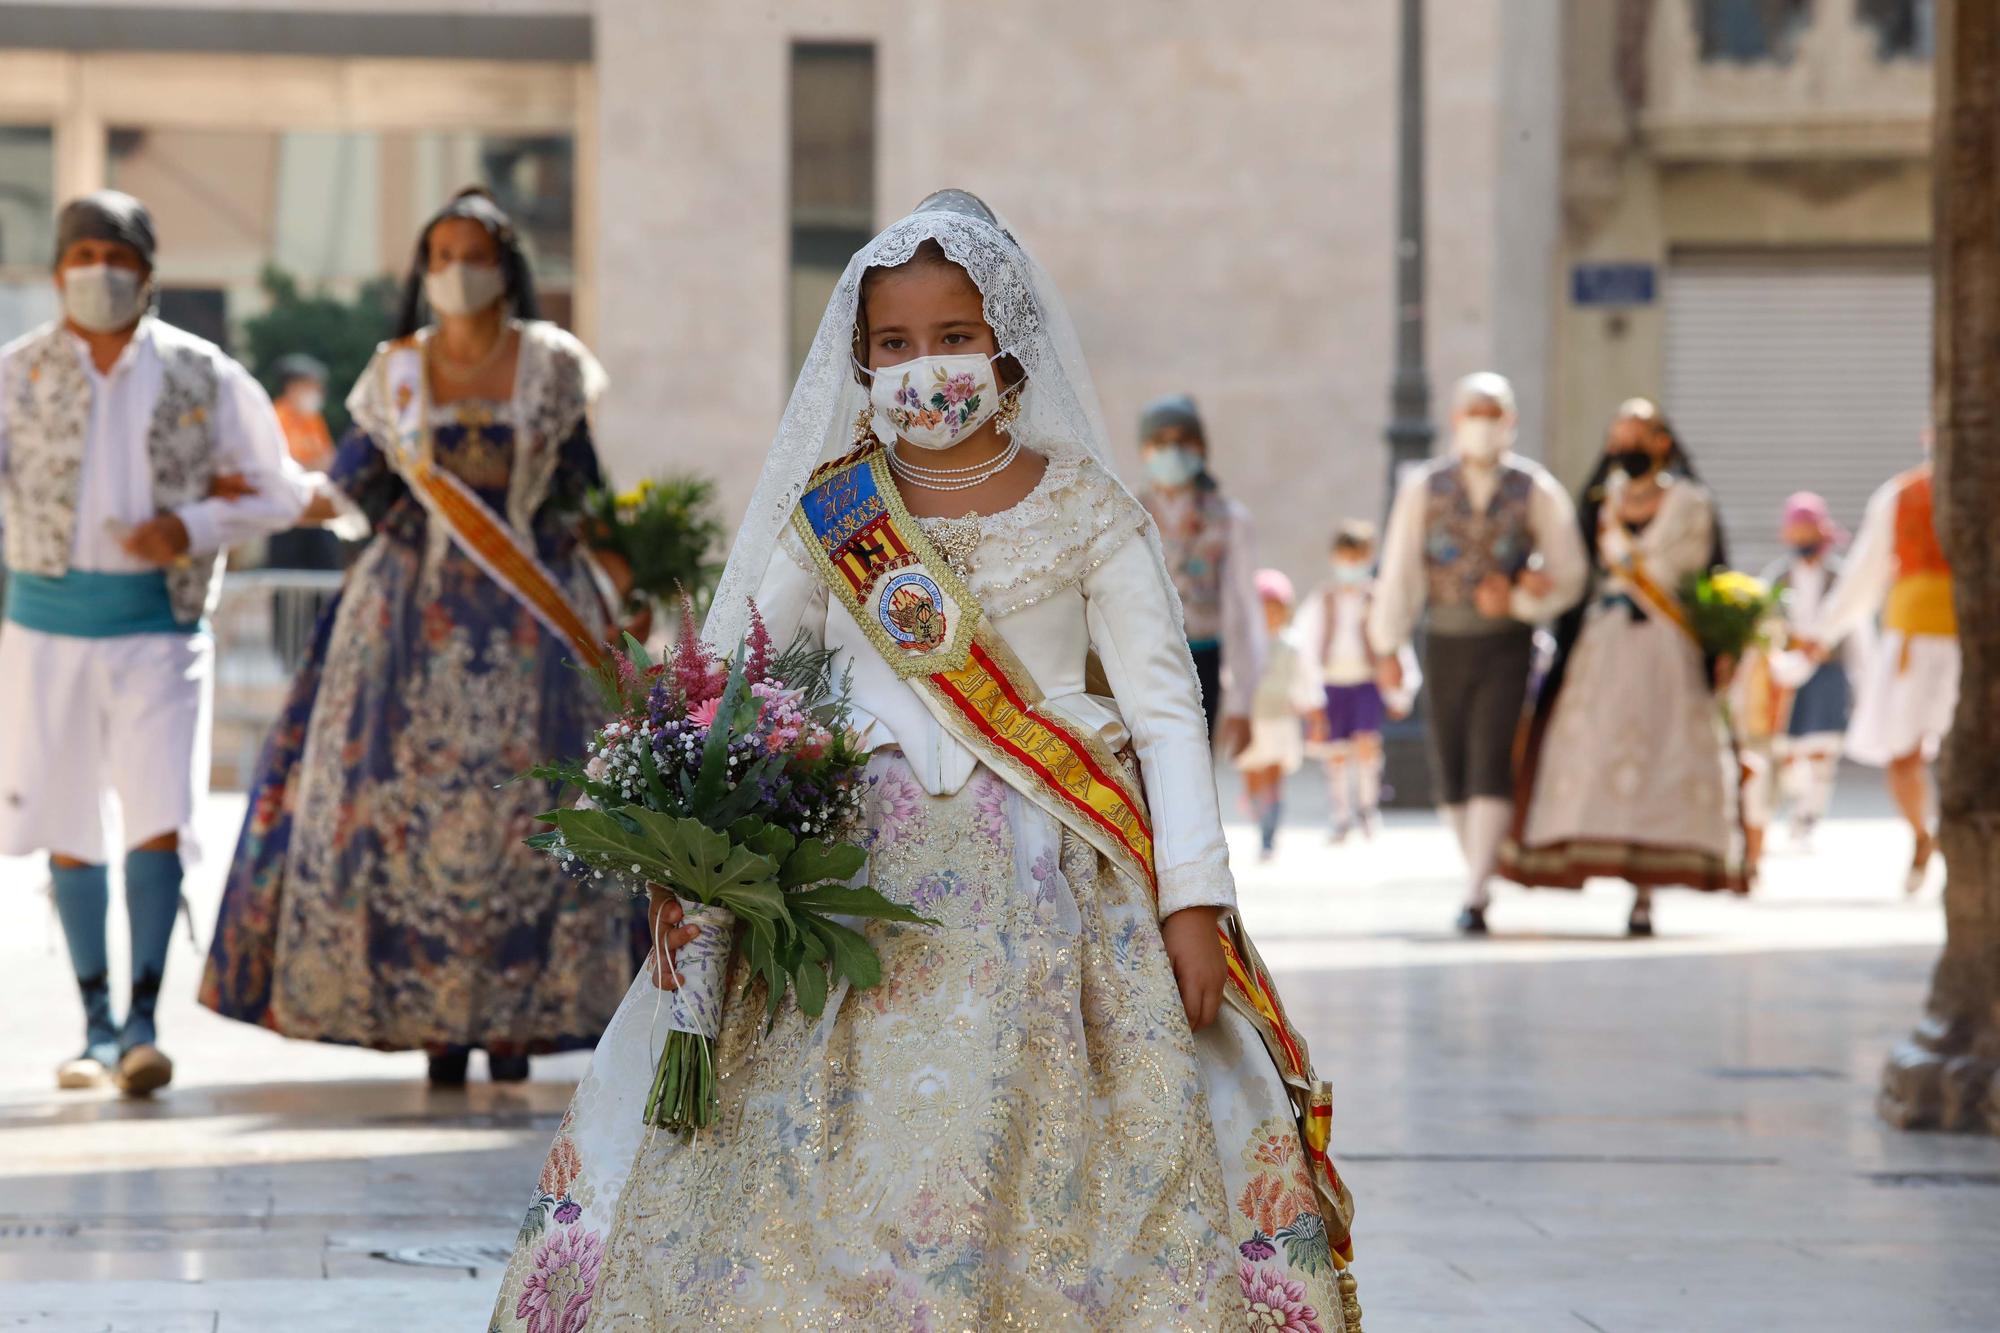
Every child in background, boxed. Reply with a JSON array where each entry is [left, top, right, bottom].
[[1236, 569, 1322, 860], [1296, 522, 1412, 841]]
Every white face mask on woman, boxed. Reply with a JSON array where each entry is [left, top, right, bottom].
[[857, 350, 1012, 451], [61, 263, 148, 333], [1452, 416, 1512, 465], [424, 261, 507, 318]]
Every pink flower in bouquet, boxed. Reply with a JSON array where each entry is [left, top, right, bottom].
[[517, 1225, 603, 1333], [794, 722, 833, 761], [750, 681, 809, 754], [672, 593, 728, 706], [743, 603, 774, 683], [1237, 1261, 1325, 1333], [687, 697, 722, 729]]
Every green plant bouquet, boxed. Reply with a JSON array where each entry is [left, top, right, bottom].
[[1679, 568, 1780, 662], [582, 475, 724, 612], [525, 604, 929, 1135]]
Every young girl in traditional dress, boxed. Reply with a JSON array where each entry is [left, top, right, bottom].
[[200, 189, 646, 1085], [1235, 570, 1323, 860], [488, 191, 1359, 1331]]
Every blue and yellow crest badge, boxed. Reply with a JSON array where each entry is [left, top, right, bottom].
[[791, 445, 980, 678]]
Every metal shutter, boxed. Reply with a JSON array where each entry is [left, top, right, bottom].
[[1663, 252, 1932, 575]]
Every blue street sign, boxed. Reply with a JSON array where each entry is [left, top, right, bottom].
[[1571, 262, 1657, 307]]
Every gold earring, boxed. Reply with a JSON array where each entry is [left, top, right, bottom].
[[853, 407, 879, 445], [994, 389, 1023, 436]]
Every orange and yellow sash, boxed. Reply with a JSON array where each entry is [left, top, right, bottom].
[[792, 444, 1354, 1260], [379, 341, 604, 671]]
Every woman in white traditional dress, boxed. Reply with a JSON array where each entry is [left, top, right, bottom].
[[487, 192, 1360, 1332], [1501, 399, 1743, 935]]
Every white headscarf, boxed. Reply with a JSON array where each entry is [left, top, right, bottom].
[[704, 189, 1184, 648]]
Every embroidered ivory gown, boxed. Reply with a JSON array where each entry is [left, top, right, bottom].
[[488, 452, 1349, 1332]]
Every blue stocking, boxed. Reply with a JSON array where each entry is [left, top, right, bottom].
[[50, 861, 120, 1064], [122, 849, 183, 1051]]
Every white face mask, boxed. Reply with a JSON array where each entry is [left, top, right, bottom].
[[859, 350, 1011, 451], [1145, 446, 1203, 488], [1453, 417, 1512, 464], [61, 263, 147, 334], [293, 388, 325, 417], [424, 261, 507, 318]]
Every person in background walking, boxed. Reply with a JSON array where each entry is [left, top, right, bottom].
[[1502, 398, 1744, 934], [1294, 520, 1405, 841], [1138, 393, 1263, 759], [0, 190, 313, 1095], [1234, 568, 1321, 860], [200, 187, 646, 1086], [263, 354, 344, 661], [1761, 492, 1854, 851], [1371, 372, 1587, 934], [1809, 443, 1955, 894]]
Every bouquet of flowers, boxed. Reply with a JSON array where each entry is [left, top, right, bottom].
[[1679, 568, 1779, 662], [526, 602, 928, 1135], [581, 475, 724, 613]]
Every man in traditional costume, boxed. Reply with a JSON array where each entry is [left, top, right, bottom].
[[1368, 372, 1588, 934], [1811, 450, 1956, 894], [0, 191, 312, 1095]]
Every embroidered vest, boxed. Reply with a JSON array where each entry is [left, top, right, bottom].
[[1421, 459, 1534, 636], [1, 320, 222, 626], [1145, 486, 1231, 643], [1887, 465, 1955, 638]]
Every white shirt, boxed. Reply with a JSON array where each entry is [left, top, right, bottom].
[[0, 322, 311, 570], [1812, 475, 1903, 649], [1292, 582, 1375, 686], [1367, 452, 1590, 656]]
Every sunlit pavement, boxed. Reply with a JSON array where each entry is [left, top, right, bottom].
[[2, 772, 1995, 1331]]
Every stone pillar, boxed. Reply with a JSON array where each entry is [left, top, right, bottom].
[[1878, 0, 2000, 1137]]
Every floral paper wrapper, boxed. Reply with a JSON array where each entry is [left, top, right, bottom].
[[654, 900, 736, 1039]]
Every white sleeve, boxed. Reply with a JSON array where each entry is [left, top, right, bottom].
[[751, 526, 830, 652], [1511, 468, 1588, 623], [1813, 480, 1897, 648], [1291, 588, 1328, 681], [173, 359, 316, 554], [1084, 532, 1236, 919], [1218, 498, 1266, 719], [1367, 473, 1429, 657]]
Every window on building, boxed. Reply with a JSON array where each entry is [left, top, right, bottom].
[[788, 42, 876, 377], [0, 126, 59, 339], [1696, 0, 1815, 64], [1857, 0, 1934, 60]]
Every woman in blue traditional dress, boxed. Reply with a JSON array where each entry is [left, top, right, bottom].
[[200, 189, 646, 1086]]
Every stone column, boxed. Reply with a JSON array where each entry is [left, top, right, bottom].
[[1878, 0, 2000, 1137]]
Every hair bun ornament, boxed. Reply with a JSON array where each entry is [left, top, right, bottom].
[[453, 183, 498, 204]]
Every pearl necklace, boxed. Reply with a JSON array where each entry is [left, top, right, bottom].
[[888, 439, 1021, 491]]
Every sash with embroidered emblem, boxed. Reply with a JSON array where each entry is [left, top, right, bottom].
[[791, 443, 1357, 1263], [376, 341, 604, 670]]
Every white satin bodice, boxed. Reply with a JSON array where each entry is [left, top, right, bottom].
[[753, 454, 1235, 918]]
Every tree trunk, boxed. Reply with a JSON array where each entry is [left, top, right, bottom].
[[1878, 0, 2000, 1135]]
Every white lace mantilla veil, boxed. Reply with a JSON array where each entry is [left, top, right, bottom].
[[702, 189, 1192, 664]]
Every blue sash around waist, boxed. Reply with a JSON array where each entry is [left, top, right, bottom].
[[3, 570, 201, 638]]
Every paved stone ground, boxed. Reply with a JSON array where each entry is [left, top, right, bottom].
[[1, 771, 1995, 1331]]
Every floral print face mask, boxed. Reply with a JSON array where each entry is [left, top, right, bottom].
[[859, 351, 1011, 451]]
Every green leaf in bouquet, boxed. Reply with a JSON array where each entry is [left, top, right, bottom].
[[789, 882, 936, 924], [793, 953, 829, 1017], [778, 838, 868, 890], [622, 632, 653, 672], [706, 750, 791, 828], [729, 817, 798, 864], [805, 916, 883, 991], [561, 805, 780, 908], [689, 654, 750, 816]]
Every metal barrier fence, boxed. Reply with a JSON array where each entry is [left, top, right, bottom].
[[210, 568, 345, 789]]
